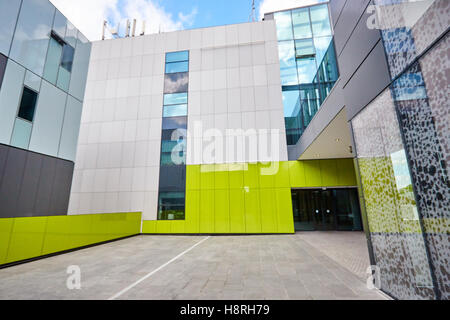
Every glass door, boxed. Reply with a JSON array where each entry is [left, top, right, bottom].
[[320, 189, 336, 230], [292, 188, 362, 231]]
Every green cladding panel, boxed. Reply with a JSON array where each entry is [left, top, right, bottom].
[[144, 159, 356, 234], [214, 189, 230, 233], [229, 189, 246, 233], [244, 188, 262, 233], [1, 212, 141, 266]]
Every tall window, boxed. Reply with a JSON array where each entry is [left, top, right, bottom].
[[10, 87, 38, 149], [157, 51, 190, 220], [43, 31, 74, 91]]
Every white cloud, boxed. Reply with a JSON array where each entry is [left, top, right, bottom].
[[49, 0, 197, 41], [258, 0, 325, 19]]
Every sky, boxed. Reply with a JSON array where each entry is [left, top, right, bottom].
[[49, 0, 324, 41]]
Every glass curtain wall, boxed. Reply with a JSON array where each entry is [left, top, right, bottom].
[[158, 51, 189, 220], [353, 0, 449, 300], [274, 3, 339, 145]]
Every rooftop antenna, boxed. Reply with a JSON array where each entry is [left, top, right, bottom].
[[125, 19, 131, 37], [140, 21, 146, 36], [132, 19, 137, 37], [249, 0, 256, 22], [102, 20, 119, 40]]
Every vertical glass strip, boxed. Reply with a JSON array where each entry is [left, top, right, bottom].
[[158, 51, 189, 220]]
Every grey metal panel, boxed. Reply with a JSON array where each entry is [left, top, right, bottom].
[[0, 147, 27, 218], [339, 5, 381, 86], [289, 79, 345, 160], [0, 54, 7, 89], [333, 0, 371, 56], [329, 0, 347, 27], [343, 41, 391, 120], [0, 144, 9, 191], [0, 144, 74, 218], [264, 13, 274, 21], [16, 152, 42, 217], [49, 160, 73, 215], [34, 156, 57, 216]]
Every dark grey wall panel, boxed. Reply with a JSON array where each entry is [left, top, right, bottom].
[[329, 0, 347, 27], [34, 157, 57, 216], [333, 0, 371, 56], [339, 7, 382, 85], [16, 152, 42, 217], [0, 147, 27, 218], [343, 41, 391, 120], [0, 54, 6, 90], [0, 144, 8, 188], [49, 160, 73, 215], [0, 144, 74, 218]]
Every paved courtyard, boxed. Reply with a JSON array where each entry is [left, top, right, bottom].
[[0, 233, 387, 300]]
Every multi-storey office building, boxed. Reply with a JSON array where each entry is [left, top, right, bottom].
[[0, 0, 448, 300]]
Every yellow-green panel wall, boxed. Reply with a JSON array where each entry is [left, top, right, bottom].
[[142, 159, 357, 234], [0, 212, 141, 266]]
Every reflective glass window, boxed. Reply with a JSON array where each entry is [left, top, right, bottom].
[[10, 118, 32, 149], [295, 39, 315, 58], [310, 4, 332, 37], [158, 166, 186, 192], [61, 44, 75, 72], [161, 140, 179, 153], [158, 192, 185, 220], [313, 36, 333, 64], [65, 21, 78, 47], [0, 0, 21, 56], [162, 116, 187, 130], [43, 37, 63, 84], [292, 8, 312, 39], [166, 51, 189, 63], [165, 61, 189, 74], [161, 140, 186, 166], [53, 10, 67, 38], [164, 92, 188, 105], [57, 67, 71, 91], [163, 104, 188, 118], [161, 152, 186, 166], [164, 72, 189, 94], [161, 128, 187, 141], [17, 87, 38, 122], [9, 0, 55, 77], [278, 41, 298, 85], [274, 11, 293, 40], [24, 70, 41, 93], [297, 57, 317, 83]]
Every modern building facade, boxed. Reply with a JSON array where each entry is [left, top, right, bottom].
[[271, 0, 449, 300], [0, 0, 448, 301], [0, 0, 91, 219]]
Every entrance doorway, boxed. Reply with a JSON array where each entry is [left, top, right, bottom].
[[292, 188, 362, 231]]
